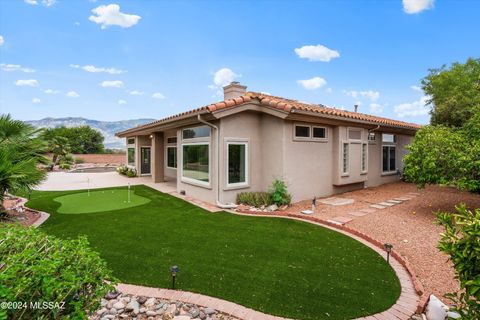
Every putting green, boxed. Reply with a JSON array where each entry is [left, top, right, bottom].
[[54, 189, 151, 214]]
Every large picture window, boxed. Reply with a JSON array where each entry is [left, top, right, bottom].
[[382, 146, 396, 172], [167, 147, 177, 169], [127, 148, 135, 166], [182, 126, 210, 139], [227, 142, 248, 186], [182, 144, 209, 183]]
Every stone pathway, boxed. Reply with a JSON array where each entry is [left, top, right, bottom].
[[327, 192, 421, 226]]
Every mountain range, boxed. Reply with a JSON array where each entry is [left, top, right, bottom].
[[26, 117, 155, 149]]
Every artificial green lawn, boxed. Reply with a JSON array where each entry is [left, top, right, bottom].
[[54, 189, 150, 214], [26, 185, 400, 320]]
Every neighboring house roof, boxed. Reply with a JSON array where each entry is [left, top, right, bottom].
[[116, 92, 421, 137]]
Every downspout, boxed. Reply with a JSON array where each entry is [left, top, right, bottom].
[[368, 125, 381, 133], [197, 114, 237, 209]]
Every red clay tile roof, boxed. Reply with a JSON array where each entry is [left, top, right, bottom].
[[116, 92, 421, 136]]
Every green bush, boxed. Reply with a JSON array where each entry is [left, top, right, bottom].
[[126, 168, 137, 177], [236, 192, 273, 207], [59, 163, 71, 170], [436, 205, 480, 319], [74, 157, 85, 164], [269, 179, 291, 206], [0, 224, 116, 319], [58, 154, 75, 165], [116, 165, 136, 178]]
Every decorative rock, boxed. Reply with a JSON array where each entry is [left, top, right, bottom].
[[108, 308, 117, 315], [96, 307, 108, 315], [173, 316, 192, 320], [105, 291, 121, 300], [266, 204, 278, 212], [125, 299, 140, 312], [145, 297, 157, 307], [204, 307, 216, 315], [199, 311, 207, 320], [279, 205, 288, 211], [190, 308, 200, 318], [138, 296, 148, 305], [106, 300, 115, 309], [113, 301, 125, 310], [100, 299, 108, 307], [426, 295, 448, 320], [146, 310, 157, 316], [166, 303, 177, 315]]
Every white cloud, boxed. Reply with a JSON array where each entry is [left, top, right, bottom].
[[152, 92, 165, 99], [32, 98, 41, 103], [212, 68, 239, 87], [118, 99, 127, 105], [44, 89, 60, 94], [66, 91, 79, 98], [403, 0, 434, 14], [347, 90, 380, 101], [394, 96, 429, 117], [129, 90, 144, 96], [100, 80, 124, 88], [1, 63, 35, 73], [70, 64, 124, 74], [24, 0, 38, 5], [297, 77, 327, 90], [370, 103, 384, 113], [294, 45, 340, 62], [15, 79, 39, 87], [89, 4, 141, 29], [411, 85, 422, 92], [42, 0, 56, 7], [0, 35, 4, 46]]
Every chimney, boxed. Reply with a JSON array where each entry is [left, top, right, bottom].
[[354, 104, 359, 112], [223, 81, 247, 100]]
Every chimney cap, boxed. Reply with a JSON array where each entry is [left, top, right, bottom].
[[223, 82, 247, 100]]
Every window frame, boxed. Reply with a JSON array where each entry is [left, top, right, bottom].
[[182, 125, 211, 140], [181, 142, 211, 188], [225, 140, 249, 189], [361, 142, 368, 174], [293, 123, 328, 142], [166, 146, 177, 169], [382, 145, 397, 174], [347, 127, 362, 141], [342, 141, 349, 176], [127, 147, 135, 167], [382, 133, 396, 143]]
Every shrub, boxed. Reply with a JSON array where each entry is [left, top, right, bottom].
[[269, 179, 291, 206], [436, 205, 480, 319], [116, 165, 136, 178], [74, 157, 85, 164], [126, 168, 137, 177], [59, 154, 75, 165], [236, 192, 273, 207], [59, 163, 71, 170], [0, 224, 116, 319]]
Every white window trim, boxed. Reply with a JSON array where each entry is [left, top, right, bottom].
[[293, 123, 328, 142], [381, 145, 397, 174], [182, 125, 211, 141], [382, 133, 396, 144], [181, 141, 211, 188], [341, 141, 350, 176], [225, 140, 249, 190], [126, 137, 136, 167], [361, 142, 368, 174], [166, 146, 177, 170]]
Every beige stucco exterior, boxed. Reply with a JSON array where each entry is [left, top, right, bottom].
[[124, 111, 415, 205]]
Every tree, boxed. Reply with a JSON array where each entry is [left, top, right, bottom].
[[0, 114, 47, 212], [422, 58, 480, 128], [47, 136, 71, 165], [43, 126, 105, 154], [436, 205, 480, 319]]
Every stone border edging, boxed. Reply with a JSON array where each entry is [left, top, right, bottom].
[[235, 209, 428, 315]]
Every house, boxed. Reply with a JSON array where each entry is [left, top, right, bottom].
[[116, 82, 420, 206]]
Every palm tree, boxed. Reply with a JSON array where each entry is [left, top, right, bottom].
[[0, 114, 48, 213], [47, 136, 71, 165]]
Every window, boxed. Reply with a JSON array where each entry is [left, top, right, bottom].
[[127, 147, 135, 166], [361, 143, 367, 172], [368, 132, 376, 141], [382, 133, 396, 143], [183, 126, 210, 139], [382, 146, 396, 172], [167, 137, 177, 144], [312, 127, 326, 139], [127, 138, 135, 145], [182, 144, 209, 184], [167, 147, 177, 169], [295, 125, 310, 138], [348, 129, 362, 140], [227, 142, 248, 186], [342, 143, 349, 174]]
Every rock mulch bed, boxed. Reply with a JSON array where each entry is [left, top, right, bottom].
[[1, 196, 40, 226], [91, 292, 240, 320]]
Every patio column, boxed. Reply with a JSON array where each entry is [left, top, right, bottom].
[[151, 132, 165, 183]]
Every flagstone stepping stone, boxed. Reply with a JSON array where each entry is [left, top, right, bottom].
[[360, 208, 377, 214], [370, 204, 386, 209], [386, 199, 402, 204], [379, 202, 396, 207], [301, 210, 314, 215], [348, 211, 368, 217], [327, 216, 353, 225], [319, 197, 354, 206], [394, 197, 411, 201]]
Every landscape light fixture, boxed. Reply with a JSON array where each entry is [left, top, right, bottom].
[[384, 243, 393, 263], [170, 265, 179, 289]]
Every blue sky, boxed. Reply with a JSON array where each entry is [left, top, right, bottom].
[[0, 0, 478, 123]]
